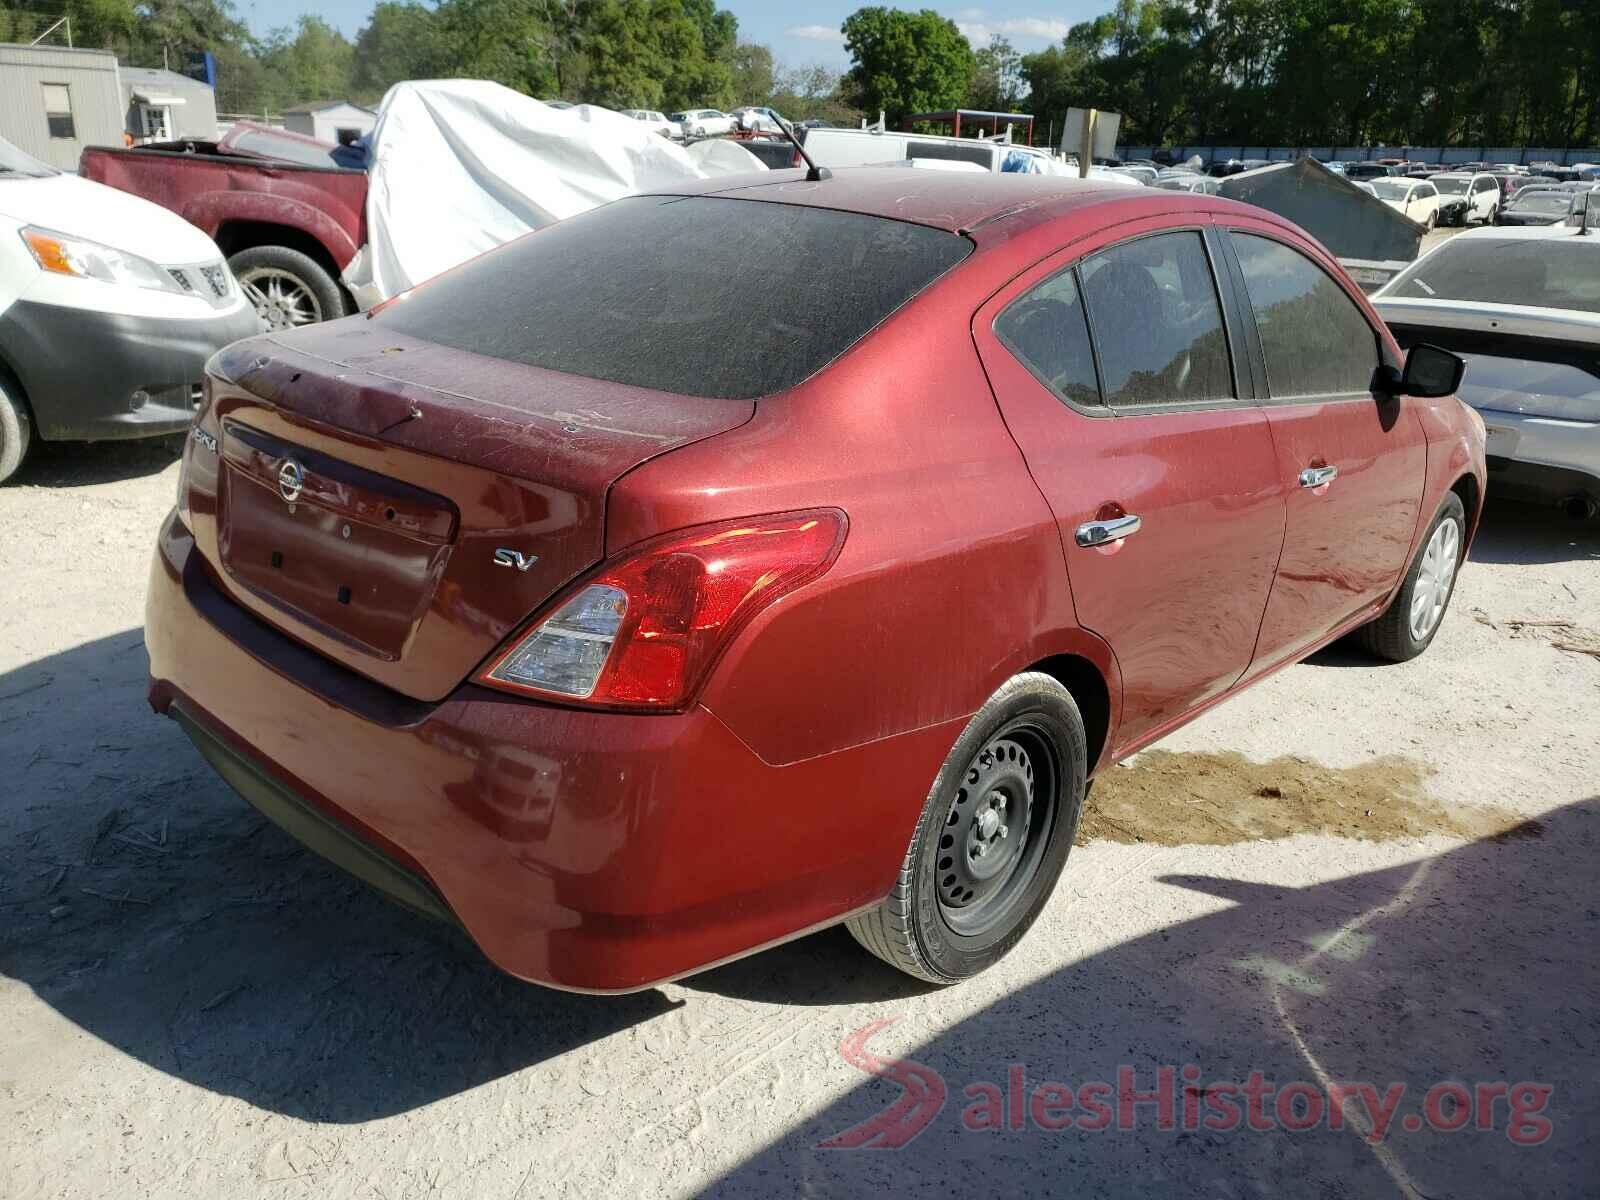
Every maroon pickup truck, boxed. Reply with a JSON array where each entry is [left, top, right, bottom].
[[81, 123, 367, 329]]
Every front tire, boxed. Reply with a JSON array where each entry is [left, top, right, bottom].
[[1355, 492, 1466, 662], [0, 374, 33, 484], [846, 672, 1087, 983]]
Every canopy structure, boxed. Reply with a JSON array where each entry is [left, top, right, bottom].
[[905, 109, 1035, 145], [130, 91, 186, 106]]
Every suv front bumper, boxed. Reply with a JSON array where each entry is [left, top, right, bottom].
[[0, 299, 261, 441]]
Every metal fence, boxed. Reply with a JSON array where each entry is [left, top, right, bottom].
[[1118, 145, 1600, 167]]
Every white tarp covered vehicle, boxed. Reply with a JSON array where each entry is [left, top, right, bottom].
[[343, 80, 765, 308]]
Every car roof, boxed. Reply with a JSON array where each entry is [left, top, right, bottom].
[[645, 166, 1265, 240]]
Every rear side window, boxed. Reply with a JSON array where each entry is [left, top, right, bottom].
[[994, 270, 1101, 408], [375, 195, 971, 400], [1232, 234, 1379, 396], [1079, 231, 1234, 408]]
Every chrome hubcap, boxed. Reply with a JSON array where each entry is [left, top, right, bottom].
[[239, 267, 322, 330], [1409, 516, 1461, 641]]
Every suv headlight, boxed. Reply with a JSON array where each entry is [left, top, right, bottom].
[[20, 226, 185, 295]]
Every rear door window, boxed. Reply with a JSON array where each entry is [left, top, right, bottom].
[[1231, 233, 1380, 397], [993, 269, 1101, 408], [374, 195, 971, 400], [1078, 231, 1235, 408]]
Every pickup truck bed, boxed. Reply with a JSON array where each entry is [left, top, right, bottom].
[[81, 125, 368, 328]]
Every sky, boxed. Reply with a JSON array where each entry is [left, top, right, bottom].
[[235, 2, 1102, 70]]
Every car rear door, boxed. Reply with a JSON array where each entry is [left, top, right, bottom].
[[1214, 223, 1426, 676], [974, 218, 1286, 754]]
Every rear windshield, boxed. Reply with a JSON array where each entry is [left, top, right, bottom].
[[1510, 191, 1569, 212], [374, 195, 972, 399], [1383, 238, 1600, 312]]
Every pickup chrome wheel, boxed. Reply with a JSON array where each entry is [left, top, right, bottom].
[[846, 672, 1086, 983], [239, 266, 322, 329], [1355, 492, 1467, 662], [228, 245, 346, 330]]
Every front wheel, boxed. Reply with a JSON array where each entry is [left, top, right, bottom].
[[846, 672, 1087, 983], [0, 373, 32, 484], [1354, 492, 1466, 662]]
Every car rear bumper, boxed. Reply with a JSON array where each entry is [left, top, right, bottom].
[[1478, 407, 1600, 502], [145, 511, 950, 991], [0, 298, 261, 441]]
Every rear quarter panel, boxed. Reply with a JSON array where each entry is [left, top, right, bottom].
[[605, 259, 1118, 770]]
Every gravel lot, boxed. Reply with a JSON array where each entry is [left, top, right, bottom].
[[2, 433, 1596, 1199]]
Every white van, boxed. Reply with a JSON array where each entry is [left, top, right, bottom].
[[801, 126, 1140, 185], [0, 136, 259, 482]]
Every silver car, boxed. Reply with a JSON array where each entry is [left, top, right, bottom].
[[1373, 225, 1600, 517]]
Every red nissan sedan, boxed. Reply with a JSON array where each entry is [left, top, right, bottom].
[[145, 169, 1485, 991]]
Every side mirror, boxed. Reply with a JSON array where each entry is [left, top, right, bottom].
[[1386, 343, 1464, 398]]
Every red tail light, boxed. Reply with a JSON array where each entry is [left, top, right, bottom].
[[476, 509, 847, 710]]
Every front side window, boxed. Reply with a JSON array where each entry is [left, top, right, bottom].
[[1079, 231, 1234, 408], [1232, 233, 1379, 397], [42, 83, 74, 139], [993, 269, 1101, 408]]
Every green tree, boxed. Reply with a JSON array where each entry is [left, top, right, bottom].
[[258, 15, 354, 107], [352, 2, 444, 100], [841, 7, 975, 125], [730, 41, 774, 104], [969, 35, 1023, 112]]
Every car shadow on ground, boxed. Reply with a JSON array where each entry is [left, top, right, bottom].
[[1306, 498, 1596, 669], [703, 800, 1598, 1197], [0, 631, 675, 1124], [10, 435, 183, 488], [4, 630, 1595, 1180], [1468, 498, 1600, 565]]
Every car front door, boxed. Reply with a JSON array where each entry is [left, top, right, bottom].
[[1217, 225, 1427, 676], [974, 220, 1287, 754]]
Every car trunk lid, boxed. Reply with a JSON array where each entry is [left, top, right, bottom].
[[193, 322, 754, 702]]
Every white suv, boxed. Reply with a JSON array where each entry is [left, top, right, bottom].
[[1431, 172, 1502, 225]]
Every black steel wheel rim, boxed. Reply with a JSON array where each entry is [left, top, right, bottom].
[[935, 720, 1059, 937]]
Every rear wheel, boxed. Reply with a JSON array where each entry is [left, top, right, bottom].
[[0, 374, 32, 484], [230, 245, 344, 330], [846, 672, 1087, 983], [1355, 493, 1466, 661]]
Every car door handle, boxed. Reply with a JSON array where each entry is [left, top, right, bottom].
[[1299, 465, 1339, 489], [1075, 514, 1142, 547]]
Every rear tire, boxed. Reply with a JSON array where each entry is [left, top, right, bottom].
[[1355, 493, 1466, 662], [0, 375, 32, 484], [230, 245, 343, 329], [846, 672, 1087, 984]]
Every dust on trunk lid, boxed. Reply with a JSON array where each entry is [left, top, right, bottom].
[[182, 322, 755, 703]]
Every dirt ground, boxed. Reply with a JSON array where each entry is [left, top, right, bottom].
[[2, 435, 1596, 1199]]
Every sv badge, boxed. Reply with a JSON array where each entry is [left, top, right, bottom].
[[493, 548, 539, 572]]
